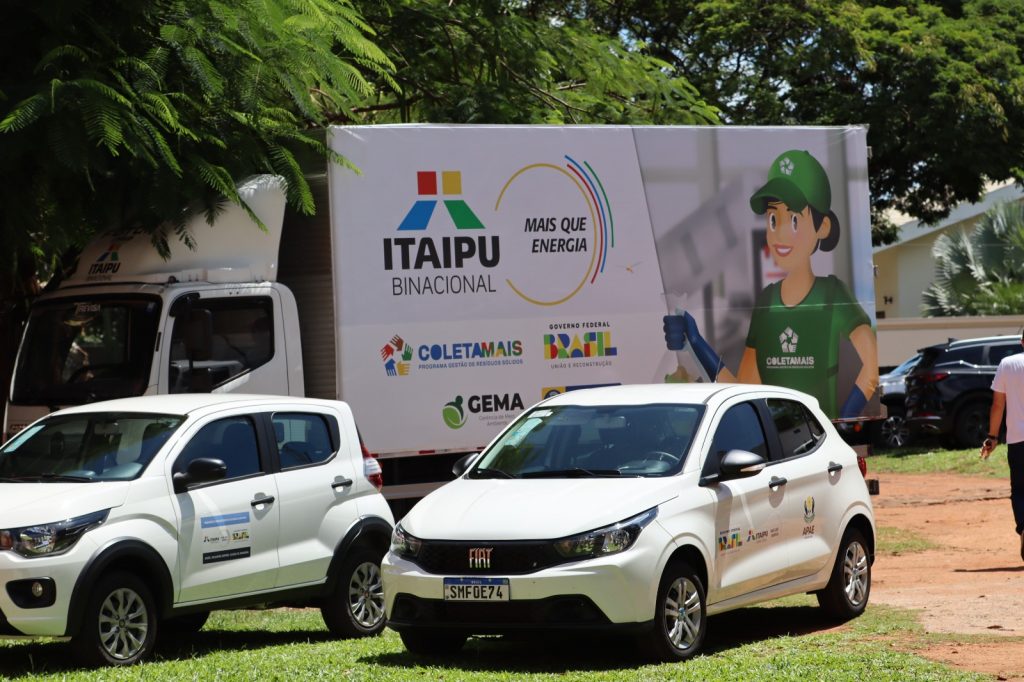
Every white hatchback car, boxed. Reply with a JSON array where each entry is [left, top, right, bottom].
[[383, 384, 875, 660], [0, 394, 393, 666]]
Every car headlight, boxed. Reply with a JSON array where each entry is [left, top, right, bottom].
[[390, 523, 422, 559], [0, 510, 109, 559], [553, 507, 658, 560]]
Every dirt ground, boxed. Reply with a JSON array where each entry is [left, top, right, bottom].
[[871, 471, 1024, 681]]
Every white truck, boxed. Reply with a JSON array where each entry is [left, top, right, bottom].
[[4, 125, 879, 514]]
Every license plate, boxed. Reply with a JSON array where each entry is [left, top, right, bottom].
[[443, 577, 510, 601]]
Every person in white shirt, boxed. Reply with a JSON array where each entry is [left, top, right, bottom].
[[980, 332, 1024, 562]]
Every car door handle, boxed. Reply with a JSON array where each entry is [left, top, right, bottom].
[[769, 476, 787, 489], [331, 477, 354, 489], [250, 495, 275, 507], [827, 462, 843, 474]]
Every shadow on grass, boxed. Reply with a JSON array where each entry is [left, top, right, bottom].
[[362, 603, 842, 673], [0, 628, 335, 678]]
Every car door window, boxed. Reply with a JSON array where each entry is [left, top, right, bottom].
[[173, 416, 262, 480], [988, 343, 1020, 366], [704, 402, 768, 477], [766, 399, 824, 460], [273, 413, 337, 468]]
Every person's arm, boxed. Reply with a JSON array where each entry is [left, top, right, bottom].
[[734, 347, 759, 384], [850, 324, 878, 399], [981, 391, 1006, 459]]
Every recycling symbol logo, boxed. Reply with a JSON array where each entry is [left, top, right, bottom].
[[779, 157, 794, 175], [779, 327, 798, 353]]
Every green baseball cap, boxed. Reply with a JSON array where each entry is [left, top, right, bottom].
[[749, 150, 832, 215]]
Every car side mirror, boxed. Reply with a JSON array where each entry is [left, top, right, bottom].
[[452, 452, 480, 477], [718, 450, 766, 481], [701, 449, 766, 485], [172, 457, 227, 493]]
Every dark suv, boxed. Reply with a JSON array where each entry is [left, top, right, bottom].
[[905, 335, 1022, 448]]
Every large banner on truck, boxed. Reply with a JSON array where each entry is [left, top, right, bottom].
[[329, 125, 877, 455]]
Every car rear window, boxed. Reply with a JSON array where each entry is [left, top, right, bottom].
[[934, 346, 984, 367]]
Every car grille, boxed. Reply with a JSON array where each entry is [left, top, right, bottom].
[[413, 540, 565, 575]]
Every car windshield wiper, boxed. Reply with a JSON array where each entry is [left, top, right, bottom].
[[23, 473, 96, 483], [521, 468, 621, 478], [469, 467, 514, 479]]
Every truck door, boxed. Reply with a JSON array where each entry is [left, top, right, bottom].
[[169, 414, 281, 602], [160, 289, 287, 395]]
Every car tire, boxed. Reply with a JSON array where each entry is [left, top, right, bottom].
[[640, 559, 707, 662], [321, 547, 387, 638], [162, 611, 210, 635], [817, 527, 871, 620], [71, 571, 159, 667], [954, 402, 990, 449], [399, 629, 468, 655], [874, 406, 912, 449]]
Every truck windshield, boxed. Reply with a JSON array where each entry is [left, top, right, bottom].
[[11, 296, 161, 406], [0, 412, 184, 481], [467, 403, 704, 478]]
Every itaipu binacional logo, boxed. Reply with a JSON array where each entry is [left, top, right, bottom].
[[384, 158, 615, 308]]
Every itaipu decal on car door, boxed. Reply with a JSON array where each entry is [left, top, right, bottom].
[[200, 512, 252, 564]]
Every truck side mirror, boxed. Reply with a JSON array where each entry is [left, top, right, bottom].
[[172, 457, 228, 493]]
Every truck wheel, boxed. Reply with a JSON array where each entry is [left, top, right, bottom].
[[639, 560, 706, 662], [321, 547, 386, 637], [162, 611, 210, 635], [954, 402, 990, 449], [71, 572, 158, 667], [817, 527, 871, 620], [399, 629, 467, 655]]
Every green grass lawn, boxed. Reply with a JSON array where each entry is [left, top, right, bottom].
[[0, 597, 993, 681], [870, 443, 1011, 478]]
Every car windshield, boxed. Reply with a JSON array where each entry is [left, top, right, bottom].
[[0, 412, 184, 482], [11, 295, 162, 406], [468, 403, 704, 478]]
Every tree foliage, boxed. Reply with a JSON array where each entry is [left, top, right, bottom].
[[350, 0, 719, 125], [556, 0, 1024, 244], [0, 0, 394, 284], [922, 201, 1024, 316]]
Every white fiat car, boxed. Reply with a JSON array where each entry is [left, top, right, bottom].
[[0, 394, 393, 666], [383, 384, 875, 660]]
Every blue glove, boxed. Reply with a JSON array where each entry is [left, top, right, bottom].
[[840, 386, 867, 419], [663, 312, 722, 379]]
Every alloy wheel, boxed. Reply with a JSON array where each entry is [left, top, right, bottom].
[[347, 561, 385, 628], [664, 576, 702, 651], [843, 541, 869, 607], [97, 587, 150, 661]]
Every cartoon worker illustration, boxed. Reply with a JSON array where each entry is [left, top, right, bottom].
[[664, 150, 878, 418]]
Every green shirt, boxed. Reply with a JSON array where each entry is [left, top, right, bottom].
[[745, 275, 870, 417]]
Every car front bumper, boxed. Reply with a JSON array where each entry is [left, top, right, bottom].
[[382, 532, 666, 632]]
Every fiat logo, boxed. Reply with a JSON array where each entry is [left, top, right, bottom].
[[468, 547, 493, 569]]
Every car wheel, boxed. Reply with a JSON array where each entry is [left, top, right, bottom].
[[640, 559, 707, 662], [817, 527, 871, 620], [399, 629, 468, 655], [162, 611, 210, 635], [71, 572, 158, 667], [954, 402, 990, 449], [321, 547, 386, 637], [875, 407, 912, 449]]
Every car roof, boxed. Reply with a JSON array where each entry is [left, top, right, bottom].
[[944, 335, 1020, 349], [51, 393, 347, 418], [537, 382, 816, 408]]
